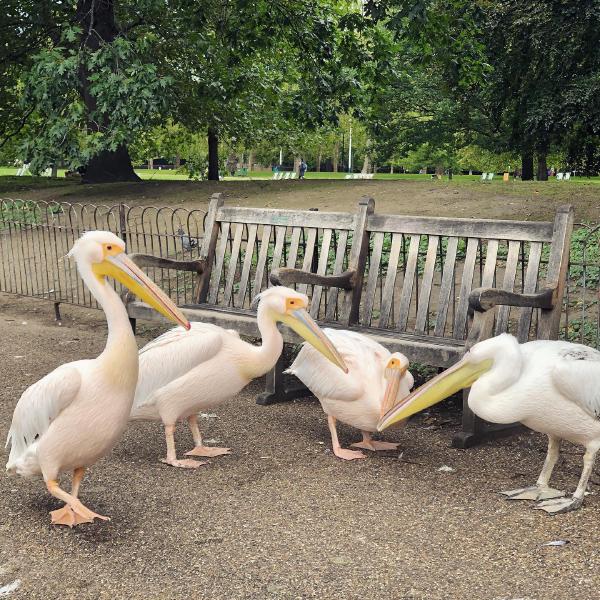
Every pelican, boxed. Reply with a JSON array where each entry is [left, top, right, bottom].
[[286, 330, 414, 460], [378, 333, 600, 513], [130, 286, 348, 468], [5, 231, 189, 526]]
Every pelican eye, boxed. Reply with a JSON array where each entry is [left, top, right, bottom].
[[107, 245, 112, 250]]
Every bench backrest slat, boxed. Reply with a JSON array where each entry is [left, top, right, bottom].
[[222, 222, 245, 305], [433, 236, 459, 337], [236, 223, 258, 307], [326, 229, 350, 321], [309, 228, 333, 318], [208, 221, 231, 305], [286, 227, 302, 268], [494, 240, 521, 335], [363, 232, 385, 326], [415, 235, 439, 334], [378, 233, 403, 329], [452, 237, 479, 338], [297, 228, 317, 296], [269, 226, 287, 286], [396, 234, 420, 332], [516, 241, 543, 341], [252, 224, 272, 297], [367, 214, 554, 242]]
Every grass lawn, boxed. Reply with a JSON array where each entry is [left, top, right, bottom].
[[1, 169, 599, 223]]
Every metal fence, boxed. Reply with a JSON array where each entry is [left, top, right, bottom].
[[0, 198, 598, 349], [0, 199, 206, 309]]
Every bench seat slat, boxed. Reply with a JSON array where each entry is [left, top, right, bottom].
[[127, 301, 465, 368]]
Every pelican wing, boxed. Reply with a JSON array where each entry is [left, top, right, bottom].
[[134, 322, 227, 409], [286, 329, 389, 402], [6, 364, 82, 463], [551, 343, 600, 419]]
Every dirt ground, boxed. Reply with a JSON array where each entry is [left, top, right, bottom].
[[0, 294, 600, 599], [2, 177, 600, 222]]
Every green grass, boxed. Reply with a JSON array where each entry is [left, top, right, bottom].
[[3, 164, 600, 185]]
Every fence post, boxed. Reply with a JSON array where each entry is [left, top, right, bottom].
[[118, 203, 127, 250]]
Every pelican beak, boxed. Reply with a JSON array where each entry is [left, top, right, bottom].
[[93, 252, 190, 330], [380, 363, 409, 418], [377, 355, 493, 431], [279, 309, 348, 373]]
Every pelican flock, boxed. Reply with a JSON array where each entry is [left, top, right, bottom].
[[287, 330, 414, 460], [379, 333, 600, 513], [131, 286, 348, 467], [5, 231, 189, 526]]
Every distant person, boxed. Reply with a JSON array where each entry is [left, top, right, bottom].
[[299, 159, 307, 179]]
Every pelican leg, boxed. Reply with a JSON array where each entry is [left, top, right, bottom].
[[350, 431, 400, 452], [184, 415, 231, 457], [160, 424, 208, 469], [501, 435, 565, 501], [47, 476, 109, 527], [535, 445, 598, 514], [327, 416, 366, 461]]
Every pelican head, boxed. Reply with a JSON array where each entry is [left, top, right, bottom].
[[69, 231, 190, 330], [376, 334, 519, 431], [380, 352, 411, 417], [252, 286, 348, 373]]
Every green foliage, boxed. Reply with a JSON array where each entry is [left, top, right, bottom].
[[21, 28, 171, 173]]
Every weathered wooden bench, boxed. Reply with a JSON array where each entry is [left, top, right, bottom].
[[126, 193, 573, 447]]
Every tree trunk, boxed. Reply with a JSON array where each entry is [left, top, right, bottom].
[[293, 156, 301, 175], [390, 164, 394, 174], [521, 147, 534, 181], [76, 0, 139, 183], [332, 142, 339, 172], [174, 155, 181, 169], [316, 148, 322, 172], [51, 164, 58, 178], [207, 127, 219, 181], [537, 150, 548, 181], [82, 145, 139, 183], [361, 154, 370, 174], [248, 150, 254, 172], [148, 158, 154, 170]]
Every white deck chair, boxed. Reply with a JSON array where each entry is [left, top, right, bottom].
[[290, 172, 297, 179], [487, 172, 494, 181], [556, 172, 564, 181], [564, 172, 571, 181]]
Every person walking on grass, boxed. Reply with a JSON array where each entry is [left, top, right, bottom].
[[299, 159, 307, 179]]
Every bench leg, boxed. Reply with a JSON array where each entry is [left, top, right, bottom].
[[129, 317, 137, 334], [54, 302, 62, 326], [452, 388, 522, 448], [256, 353, 310, 406]]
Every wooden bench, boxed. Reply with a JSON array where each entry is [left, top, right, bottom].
[[126, 193, 573, 447]]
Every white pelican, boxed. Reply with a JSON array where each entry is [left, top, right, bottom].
[[130, 286, 348, 468], [286, 330, 414, 460], [378, 333, 600, 513], [5, 231, 189, 526]]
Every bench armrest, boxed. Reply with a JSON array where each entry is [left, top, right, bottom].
[[468, 286, 557, 313], [270, 267, 356, 290], [129, 253, 205, 274]]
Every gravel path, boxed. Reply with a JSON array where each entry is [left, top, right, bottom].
[[0, 294, 599, 599]]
